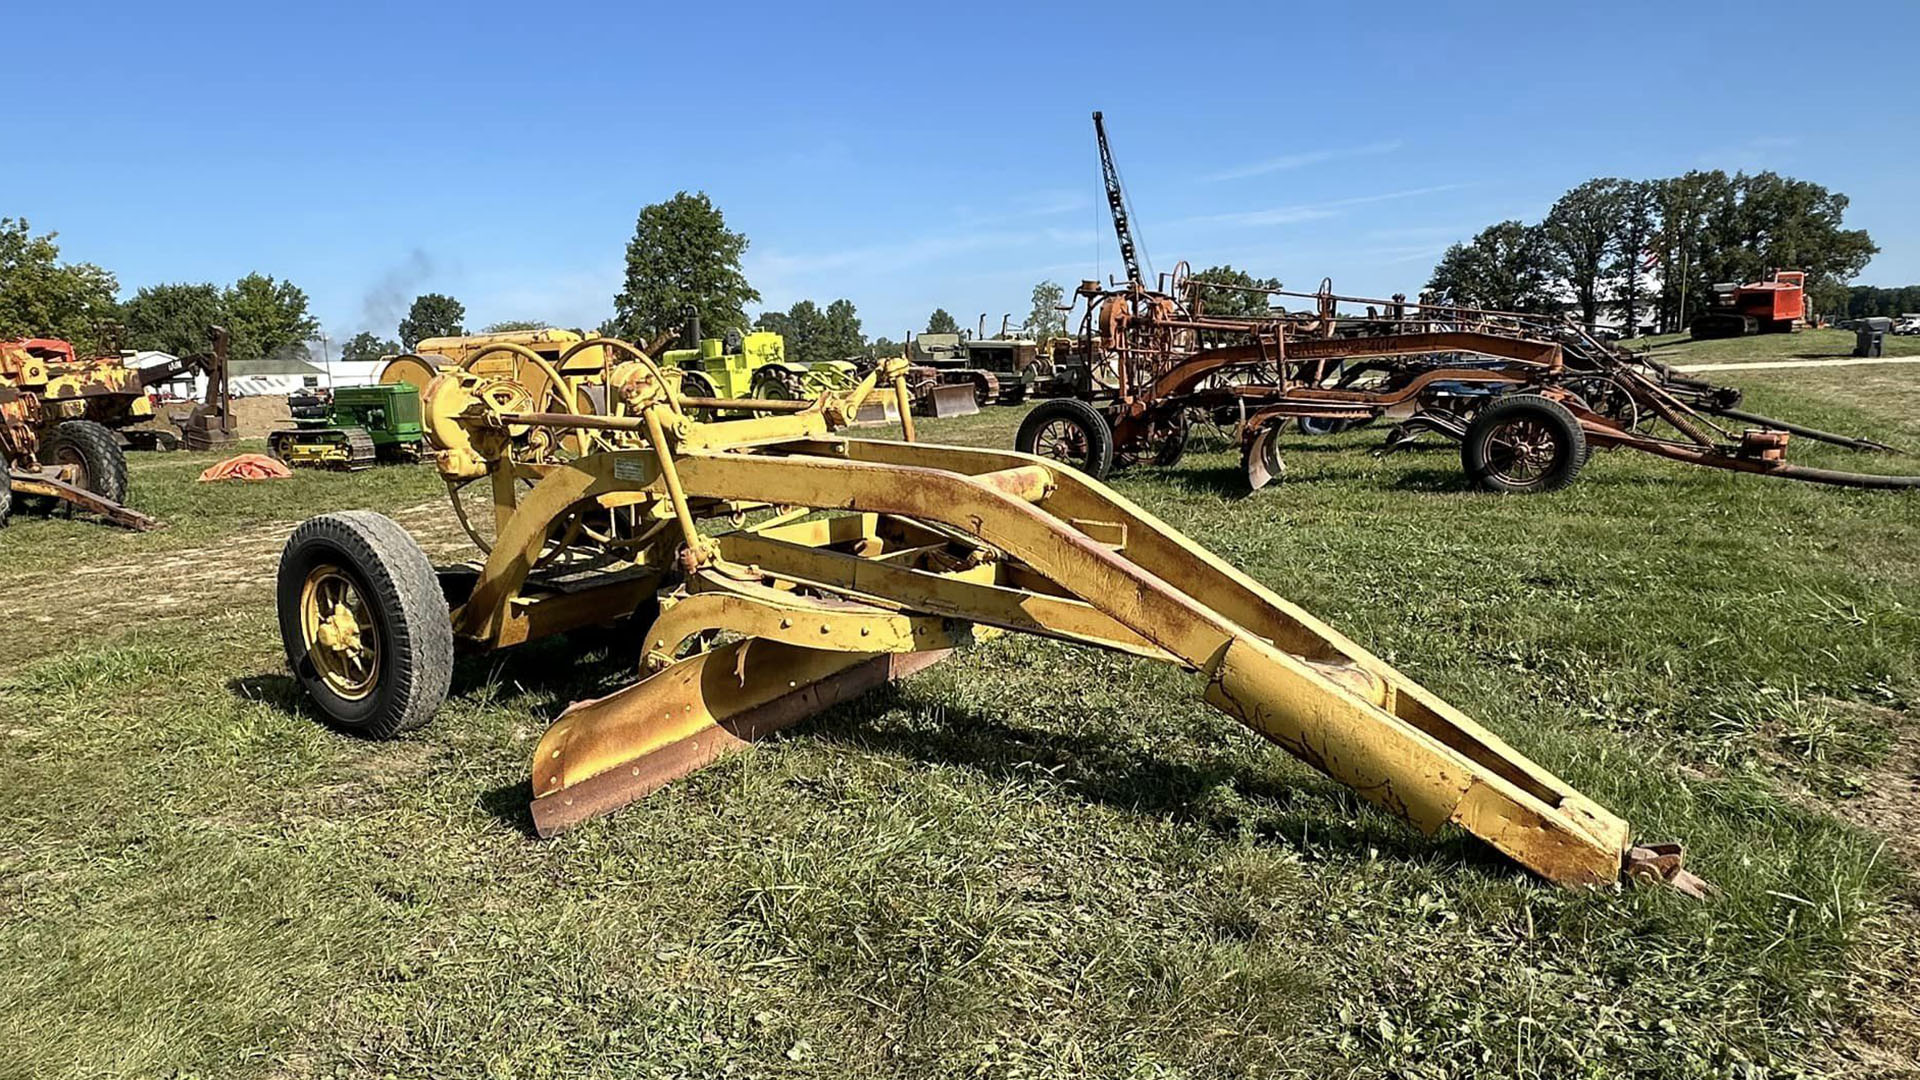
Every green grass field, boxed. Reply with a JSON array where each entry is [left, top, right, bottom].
[[3, 340, 1918, 1078], [1635, 326, 1920, 364]]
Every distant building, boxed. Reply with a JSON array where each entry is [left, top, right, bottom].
[[127, 350, 389, 399], [323, 359, 386, 386], [125, 351, 197, 400], [228, 355, 328, 397]]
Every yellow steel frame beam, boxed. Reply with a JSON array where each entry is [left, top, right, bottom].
[[475, 436, 1630, 886]]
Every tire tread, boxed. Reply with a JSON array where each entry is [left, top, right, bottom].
[[276, 510, 453, 738]]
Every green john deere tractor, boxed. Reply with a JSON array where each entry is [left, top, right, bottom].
[[268, 383, 427, 470]]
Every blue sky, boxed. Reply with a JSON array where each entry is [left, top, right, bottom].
[[11, 1, 1917, 344]]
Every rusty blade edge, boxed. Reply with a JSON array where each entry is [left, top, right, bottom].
[[529, 648, 952, 837]]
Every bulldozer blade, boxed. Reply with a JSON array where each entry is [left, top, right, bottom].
[[851, 397, 897, 425], [529, 640, 950, 836], [923, 383, 980, 418]]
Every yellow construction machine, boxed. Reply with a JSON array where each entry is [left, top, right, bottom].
[[275, 335, 1703, 894]]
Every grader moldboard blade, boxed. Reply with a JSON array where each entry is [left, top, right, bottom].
[[275, 344, 1701, 893]]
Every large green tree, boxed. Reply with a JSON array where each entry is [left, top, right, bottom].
[[1027, 280, 1066, 338], [481, 319, 546, 333], [122, 283, 227, 357], [1542, 179, 1627, 326], [1650, 170, 1733, 331], [613, 192, 759, 342], [1611, 181, 1661, 336], [399, 293, 466, 350], [925, 308, 959, 335], [1724, 171, 1876, 321], [1649, 170, 1874, 329], [339, 331, 401, 360], [1187, 265, 1281, 319], [756, 300, 824, 364], [0, 218, 120, 355], [1426, 221, 1559, 314], [820, 299, 864, 361], [223, 273, 318, 362]]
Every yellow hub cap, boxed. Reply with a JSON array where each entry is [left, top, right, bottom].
[[301, 567, 380, 700]]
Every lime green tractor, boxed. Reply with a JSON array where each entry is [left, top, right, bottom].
[[663, 328, 865, 402]]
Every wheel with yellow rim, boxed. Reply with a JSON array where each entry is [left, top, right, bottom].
[[276, 510, 453, 738]]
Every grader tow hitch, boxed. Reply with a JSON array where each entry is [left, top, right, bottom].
[[275, 337, 1700, 892]]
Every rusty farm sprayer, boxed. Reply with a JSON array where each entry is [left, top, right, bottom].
[[275, 335, 1704, 893]]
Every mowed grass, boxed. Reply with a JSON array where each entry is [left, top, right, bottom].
[[1635, 326, 1920, 364], [2, 348, 1918, 1079]]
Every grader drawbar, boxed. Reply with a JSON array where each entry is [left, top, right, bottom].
[[276, 337, 1703, 893]]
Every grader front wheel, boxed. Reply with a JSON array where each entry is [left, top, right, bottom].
[[1462, 395, 1587, 495], [1016, 399, 1115, 478], [277, 511, 454, 739]]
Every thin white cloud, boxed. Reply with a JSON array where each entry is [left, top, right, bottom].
[[751, 226, 1096, 279], [1176, 183, 1474, 229], [1363, 224, 1476, 244], [1202, 140, 1402, 183], [952, 189, 1094, 227], [746, 225, 1100, 319]]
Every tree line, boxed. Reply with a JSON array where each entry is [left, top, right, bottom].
[[23, 175, 1882, 366], [1, 217, 323, 362], [1426, 170, 1878, 335], [1840, 285, 1920, 320], [0, 221, 567, 365]]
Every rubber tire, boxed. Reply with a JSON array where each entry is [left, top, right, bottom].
[[679, 369, 719, 398], [44, 419, 129, 504], [751, 365, 804, 400], [0, 455, 11, 526], [1460, 395, 1587, 495], [276, 510, 454, 739], [1016, 399, 1115, 479]]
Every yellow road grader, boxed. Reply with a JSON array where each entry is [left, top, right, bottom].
[[275, 334, 1704, 894]]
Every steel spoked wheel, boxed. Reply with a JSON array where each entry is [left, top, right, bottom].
[[1461, 395, 1586, 495], [1037, 417, 1088, 460], [300, 566, 380, 700], [1015, 398, 1115, 478], [1483, 417, 1558, 484]]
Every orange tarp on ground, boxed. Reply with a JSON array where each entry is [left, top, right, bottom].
[[198, 453, 293, 482]]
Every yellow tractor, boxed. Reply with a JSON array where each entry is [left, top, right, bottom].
[[1, 337, 160, 529], [274, 335, 1705, 894], [379, 326, 610, 397]]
